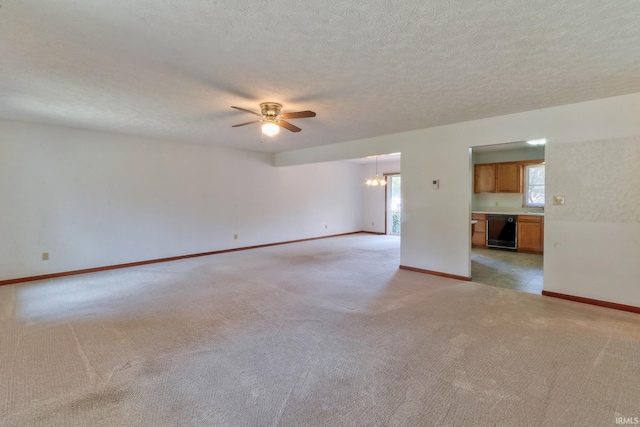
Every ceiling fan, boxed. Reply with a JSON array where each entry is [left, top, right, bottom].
[[231, 102, 316, 136]]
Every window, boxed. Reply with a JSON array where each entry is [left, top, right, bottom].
[[524, 164, 545, 207]]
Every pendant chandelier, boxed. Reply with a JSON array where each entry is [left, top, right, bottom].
[[365, 156, 387, 186]]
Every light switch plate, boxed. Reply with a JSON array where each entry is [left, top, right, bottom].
[[553, 195, 565, 205], [432, 179, 439, 189]]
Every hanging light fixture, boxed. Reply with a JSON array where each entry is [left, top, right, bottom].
[[365, 156, 387, 186]]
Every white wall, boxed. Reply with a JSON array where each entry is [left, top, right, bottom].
[[473, 146, 545, 164], [360, 160, 401, 233], [400, 141, 474, 278], [276, 92, 640, 306], [544, 137, 640, 304], [0, 119, 363, 281]]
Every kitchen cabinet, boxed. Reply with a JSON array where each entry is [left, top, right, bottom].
[[475, 162, 522, 193], [517, 215, 543, 254], [496, 162, 521, 193], [471, 214, 487, 247], [474, 164, 496, 193]]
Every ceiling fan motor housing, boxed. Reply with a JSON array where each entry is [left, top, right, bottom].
[[231, 103, 313, 133], [260, 102, 282, 119]]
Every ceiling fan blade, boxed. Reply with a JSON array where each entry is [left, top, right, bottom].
[[278, 120, 302, 132], [280, 110, 316, 119], [232, 119, 262, 127], [231, 106, 262, 117]]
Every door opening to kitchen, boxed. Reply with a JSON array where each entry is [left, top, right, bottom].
[[386, 174, 401, 235], [470, 141, 545, 295]]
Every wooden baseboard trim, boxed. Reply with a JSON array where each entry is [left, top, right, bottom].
[[360, 231, 386, 235], [399, 265, 471, 281], [542, 291, 640, 314], [0, 231, 364, 286]]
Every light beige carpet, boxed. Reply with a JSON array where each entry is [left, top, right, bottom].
[[0, 234, 638, 426]]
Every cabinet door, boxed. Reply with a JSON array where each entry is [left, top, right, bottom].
[[496, 163, 521, 193], [474, 164, 496, 193], [471, 214, 486, 247], [517, 216, 542, 253]]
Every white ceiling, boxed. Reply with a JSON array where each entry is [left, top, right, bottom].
[[1, 1, 640, 153]]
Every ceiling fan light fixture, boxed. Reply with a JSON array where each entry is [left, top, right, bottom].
[[262, 122, 280, 136], [231, 102, 315, 137]]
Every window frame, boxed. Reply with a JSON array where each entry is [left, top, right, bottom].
[[523, 163, 545, 208]]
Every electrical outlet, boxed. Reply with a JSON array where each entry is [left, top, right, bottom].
[[553, 196, 565, 205], [42, 252, 49, 261], [234, 234, 238, 240]]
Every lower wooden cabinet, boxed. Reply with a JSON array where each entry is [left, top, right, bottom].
[[517, 215, 544, 254], [472, 214, 487, 247], [472, 213, 544, 253]]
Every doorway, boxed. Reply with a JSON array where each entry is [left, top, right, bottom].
[[386, 174, 401, 235], [470, 141, 545, 294]]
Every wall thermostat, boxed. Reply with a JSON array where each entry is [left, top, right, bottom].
[[432, 179, 439, 189]]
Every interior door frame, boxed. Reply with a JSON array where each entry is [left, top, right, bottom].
[[468, 143, 546, 286]]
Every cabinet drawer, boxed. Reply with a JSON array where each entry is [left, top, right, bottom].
[[518, 215, 542, 223], [472, 214, 486, 231]]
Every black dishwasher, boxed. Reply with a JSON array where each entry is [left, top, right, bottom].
[[487, 214, 518, 249]]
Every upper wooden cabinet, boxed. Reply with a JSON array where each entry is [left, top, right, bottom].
[[474, 164, 496, 193], [474, 161, 532, 193], [495, 162, 521, 193]]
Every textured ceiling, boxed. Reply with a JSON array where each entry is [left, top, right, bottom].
[[1, 1, 640, 153]]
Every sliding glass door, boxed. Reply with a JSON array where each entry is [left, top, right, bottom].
[[386, 174, 401, 235]]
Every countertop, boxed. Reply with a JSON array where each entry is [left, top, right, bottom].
[[472, 210, 544, 217]]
